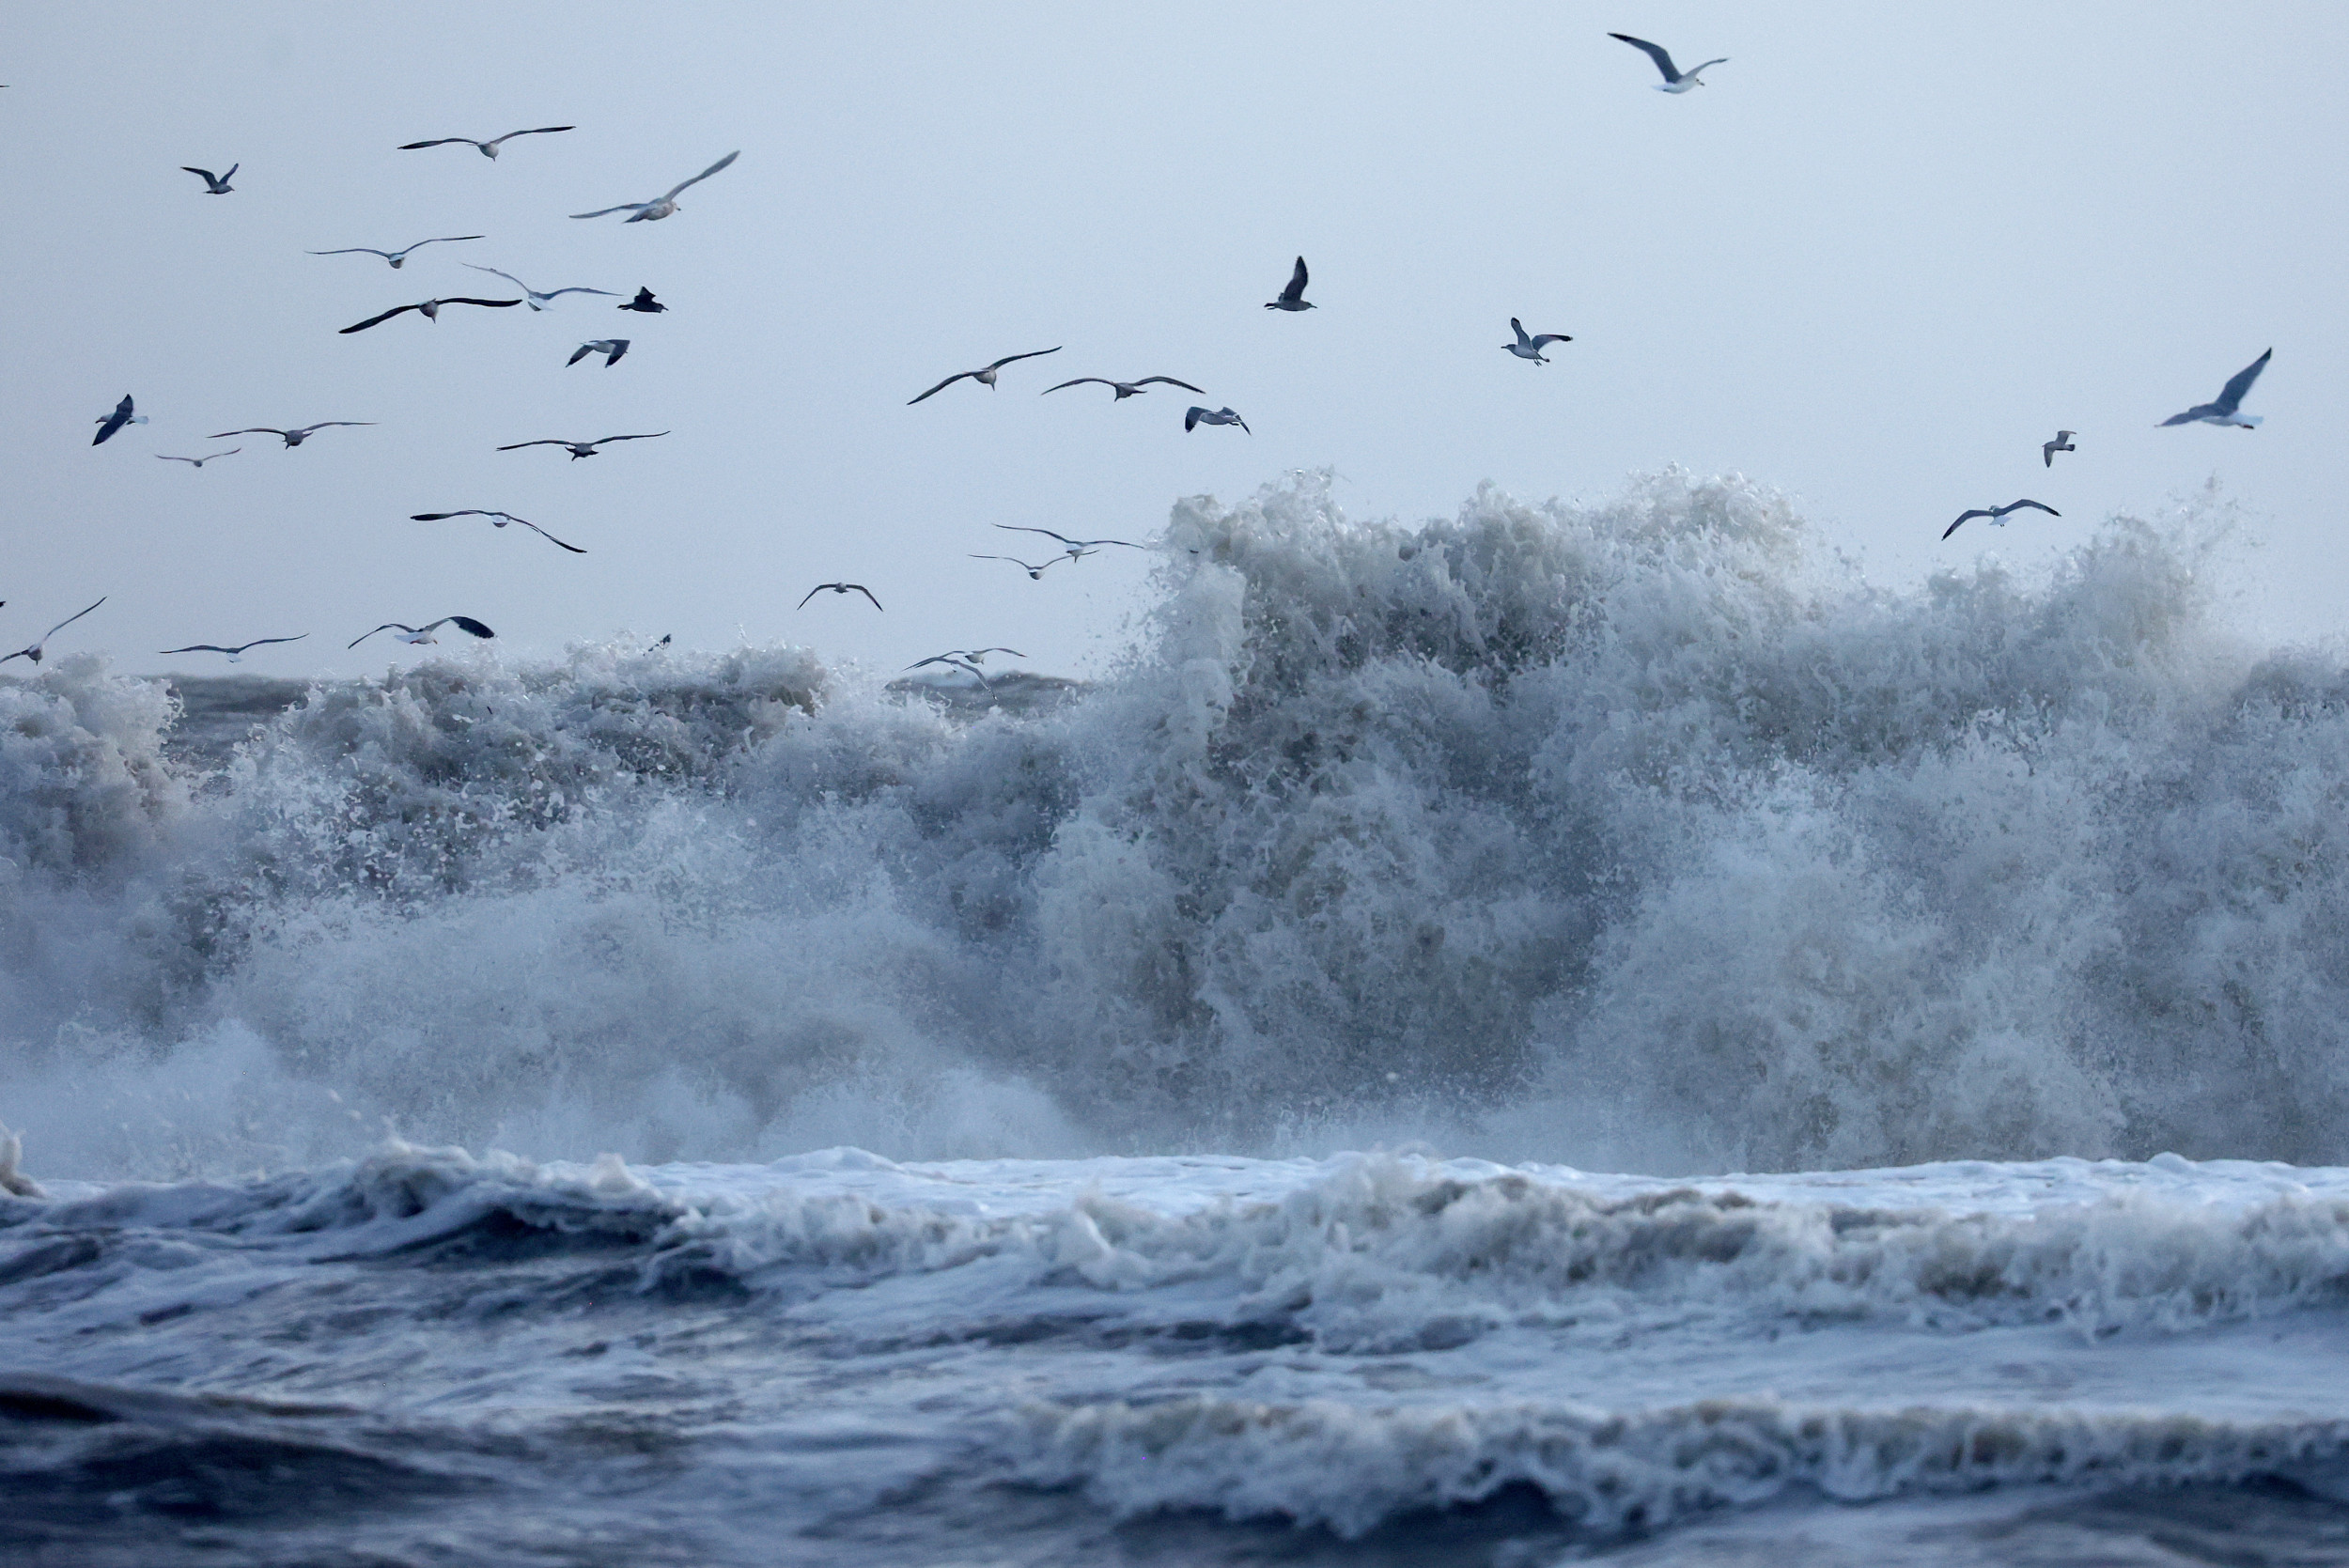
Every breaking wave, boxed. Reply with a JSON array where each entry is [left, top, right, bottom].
[[6, 469, 2348, 1177]]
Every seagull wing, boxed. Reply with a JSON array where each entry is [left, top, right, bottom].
[[909, 369, 977, 404], [447, 616, 495, 640], [308, 247, 393, 258], [660, 148, 740, 201], [397, 138, 479, 150], [969, 554, 1055, 572], [1282, 256, 1309, 302], [2158, 405, 2216, 427], [339, 303, 421, 334], [1530, 334, 1573, 349], [495, 441, 570, 452], [995, 523, 1080, 546], [568, 344, 597, 365], [209, 427, 285, 439], [238, 636, 307, 651], [439, 297, 524, 309], [413, 236, 485, 249], [2000, 500, 2060, 518], [795, 585, 828, 610], [1685, 57, 1731, 76], [2212, 349, 2273, 416], [984, 347, 1063, 372], [539, 287, 622, 300], [1042, 378, 1115, 395], [38, 598, 106, 644], [349, 624, 418, 648], [1185, 406, 1206, 430], [490, 126, 574, 146], [1942, 509, 1993, 540], [159, 645, 235, 656], [569, 202, 649, 220], [181, 166, 223, 183], [1510, 318, 1531, 345], [848, 585, 883, 612], [515, 519, 587, 552], [299, 423, 375, 432], [1608, 33, 1681, 81], [594, 431, 669, 444], [1131, 377, 1206, 394], [92, 396, 134, 445], [464, 264, 529, 290], [411, 511, 493, 520]]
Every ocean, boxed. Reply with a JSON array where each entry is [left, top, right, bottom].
[[8, 469, 2349, 1564]]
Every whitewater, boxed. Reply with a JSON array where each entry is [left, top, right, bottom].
[[8, 470, 2349, 1563]]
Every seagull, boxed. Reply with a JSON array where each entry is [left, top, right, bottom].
[[463, 264, 621, 310], [338, 297, 522, 334], [1941, 499, 2059, 540], [969, 553, 1077, 580], [568, 339, 630, 367], [1504, 318, 1574, 364], [646, 633, 671, 653], [411, 510, 586, 552], [398, 127, 573, 159], [307, 236, 484, 269], [349, 616, 496, 649], [907, 653, 994, 686], [2159, 349, 2271, 429], [569, 149, 739, 222], [798, 582, 882, 611], [496, 431, 669, 460], [181, 163, 237, 194], [2042, 430, 2077, 467], [156, 449, 241, 468], [0, 598, 104, 666], [993, 523, 1143, 558], [1184, 405, 1251, 433], [1609, 34, 1728, 92], [158, 634, 307, 663], [1266, 256, 1315, 311], [617, 287, 666, 314], [1042, 375, 1206, 400], [92, 395, 147, 445], [909, 348, 1063, 404], [209, 423, 374, 448]]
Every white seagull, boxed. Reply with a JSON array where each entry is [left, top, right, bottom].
[[399, 127, 573, 159], [1185, 405, 1251, 433], [1266, 256, 1315, 311], [349, 616, 496, 649], [2159, 349, 2271, 429], [92, 395, 148, 445], [156, 449, 241, 468], [568, 339, 630, 367], [569, 149, 739, 223], [798, 582, 882, 611], [463, 264, 621, 310], [1, 598, 105, 666], [338, 297, 522, 334], [993, 523, 1142, 559], [1610, 34, 1727, 91], [1942, 499, 2059, 541], [969, 553, 1078, 580], [210, 423, 374, 448], [159, 634, 307, 663], [307, 236, 484, 269], [1042, 375, 1205, 400], [1504, 318, 1574, 363], [909, 348, 1063, 404], [181, 163, 237, 194], [496, 431, 669, 460], [411, 510, 586, 552], [2043, 430, 2077, 467]]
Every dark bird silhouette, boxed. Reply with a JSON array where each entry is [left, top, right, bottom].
[[210, 423, 374, 447], [1042, 376, 1205, 400], [797, 582, 882, 611], [412, 510, 586, 552], [181, 163, 237, 193], [2159, 349, 2272, 429], [398, 127, 573, 158], [1266, 256, 1314, 311], [1942, 499, 2059, 540], [339, 297, 522, 334], [92, 395, 147, 445], [909, 348, 1062, 404], [159, 634, 307, 662], [496, 431, 668, 460], [617, 287, 666, 314]]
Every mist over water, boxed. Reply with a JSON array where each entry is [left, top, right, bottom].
[[5, 469, 2340, 1181]]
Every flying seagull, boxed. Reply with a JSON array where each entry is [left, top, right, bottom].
[[463, 263, 621, 310], [909, 348, 1063, 404], [92, 395, 147, 445], [568, 339, 630, 367], [798, 582, 882, 611], [2159, 349, 2271, 429], [2043, 430, 2077, 467], [1042, 375, 1205, 400], [646, 634, 671, 653], [349, 616, 496, 649], [569, 149, 739, 222], [617, 287, 666, 314], [339, 297, 522, 334], [1266, 256, 1315, 311], [906, 652, 995, 686], [307, 236, 484, 269], [158, 634, 307, 662], [209, 423, 374, 448], [496, 431, 669, 459], [969, 553, 1076, 580], [0, 598, 104, 666], [181, 163, 237, 194], [993, 523, 1142, 558], [1609, 34, 1728, 91], [398, 127, 573, 159], [1184, 405, 1251, 434], [1942, 499, 2059, 540], [1504, 318, 1574, 364], [412, 509, 586, 552], [156, 449, 241, 468]]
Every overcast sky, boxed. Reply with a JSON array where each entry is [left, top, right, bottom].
[[4, 3, 2343, 681]]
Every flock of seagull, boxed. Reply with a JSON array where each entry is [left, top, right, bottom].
[[17, 37, 2287, 682]]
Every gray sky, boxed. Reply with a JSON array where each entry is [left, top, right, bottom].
[[4, 3, 2344, 681]]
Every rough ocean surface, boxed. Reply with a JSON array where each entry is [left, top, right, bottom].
[[8, 471, 2349, 1562]]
